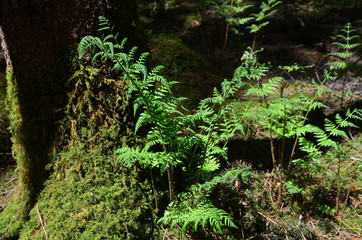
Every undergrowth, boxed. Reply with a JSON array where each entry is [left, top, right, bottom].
[[76, 16, 362, 239], [1, 8, 361, 240]]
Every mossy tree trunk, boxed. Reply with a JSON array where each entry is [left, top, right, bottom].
[[0, 0, 144, 223]]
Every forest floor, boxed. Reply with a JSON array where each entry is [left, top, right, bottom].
[[143, 1, 362, 238], [0, 1, 361, 239], [145, 1, 362, 110]]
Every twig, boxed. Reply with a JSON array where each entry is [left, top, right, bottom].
[[330, 222, 344, 239], [0, 187, 18, 195], [294, 219, 307, 240], [36, 203, 48, 240], [0, 178, 17, 188], [334, 216, 362, 237], [0, 153, 11, 155], [124, 223, 130, 240], [315, 68, 322, 84], [257, 211, 306, 239], [257, 211, 282, 228]]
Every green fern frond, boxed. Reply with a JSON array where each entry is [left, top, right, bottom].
[[114, 52, 130, 66], [317, 139, 338, 148], [97, 16, 111, 31], [158, 168, 255, 234], [115, 146, 170, 169], [119, 37, 128, 50], [103, 34, 115, 42], [347, 108, 362, 121], [151, 75, 170, 89], [246, 76, 282, 97], [279, 63, 314, 72], [309, 101, 327, 111], [326, 22, 361, 75], [158, 200, 237, 234], [136, 52, 150, 65], [201, 156, 220, 173], [135, 112, 151, 134], [328, 52, 354, 59], [127, 46, 138, 62], [78, 36, 103, 59], [131, 63, 148, 81], [327, 61, 348, 70], [335, 111, 360, 129], [91, 51, 105, 63], [332, 42, 361, 50]]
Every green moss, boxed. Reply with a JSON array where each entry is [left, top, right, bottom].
[[0, 70, 11, 168], [149, 33, 209, 74], [149, 33, 220, 107], [0, 196, 24, 237], [13, 63, 156, 239], [0, 69, 30, 237], [18, 145, 155, 239], [1, 62, 67, 235], [1, 61, 156, 238], [181, 13, 202, 29], [55, 64, 137, 153], [0, 71, 6, 117]]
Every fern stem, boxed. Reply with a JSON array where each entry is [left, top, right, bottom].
[[167, 166, 175, 201], [280, 101, 287, 167], [101, 28, 182, 202], [112, 55, 176, 201], [285, 75, 329, 178], [222, 0, 234, 58], [149, 168, 159, 211], [196, 78, 237, 183], [222, 23, 230, 58], [335, 151, 341, 213]]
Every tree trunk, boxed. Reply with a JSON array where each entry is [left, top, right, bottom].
[[0, 0, 144, 221]]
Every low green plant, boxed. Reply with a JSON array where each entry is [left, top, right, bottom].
[[236, 24, 361, 213], [206, 0, 281, 51], [247, 0, 281, 49], [237, 38, 361, 209], [326, 22, 362, 108], [78, 16, 253, 236], [76, 15, 362, 238], [158, 168, 256, 237], [209, 0, 253, 50]]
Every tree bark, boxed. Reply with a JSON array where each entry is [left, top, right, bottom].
[[0, 0, 144, 219]]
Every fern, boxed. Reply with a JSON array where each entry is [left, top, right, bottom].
[[77, 15, 362, 237], [234, 47, 362, 210], [79, 17, 250, 206], [207, 0, 253, 36], [158, 168, 253, 234], [246, 76, 283, 97], [115, 146, 173, 170], [327, 23, 361, 72], [296, 108, 362, 171], [248, 0, 281, 34], [158, 200, 237, 235]]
